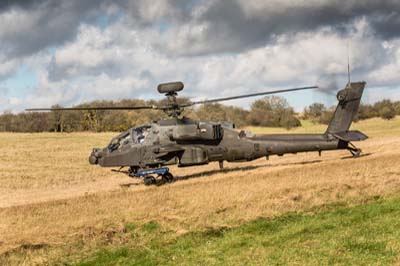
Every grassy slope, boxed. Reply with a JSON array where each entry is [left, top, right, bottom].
[[73, 197, 400, 266], [67, 117, 400, 266], [1, 117, 399, 265]]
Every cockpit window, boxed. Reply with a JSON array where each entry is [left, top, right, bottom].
[[108, 131, 131, 152], [132, 125, 151, 144], [108, 125, 151, 152]]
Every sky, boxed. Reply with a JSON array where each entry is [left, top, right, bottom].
[[0, 0, 399, 113]]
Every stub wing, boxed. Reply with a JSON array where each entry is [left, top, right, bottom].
[[331, 130, 368, 142]]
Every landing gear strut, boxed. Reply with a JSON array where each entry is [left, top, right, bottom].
[[128, 166, 138, 177], [347, 142, 362, 157]]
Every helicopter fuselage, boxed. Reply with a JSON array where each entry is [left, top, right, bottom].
[[88, 81, 368, 180], [89, 117, 344, 170]]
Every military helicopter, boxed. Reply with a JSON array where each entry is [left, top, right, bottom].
[[27, 81, 367, 185]]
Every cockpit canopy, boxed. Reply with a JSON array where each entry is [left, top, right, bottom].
[[108, 125, 151, 152], [132, 125, 151, 144]]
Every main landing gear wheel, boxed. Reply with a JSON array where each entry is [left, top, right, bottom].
[[144, 176, 156, 186], [162, 172, 174, 183]]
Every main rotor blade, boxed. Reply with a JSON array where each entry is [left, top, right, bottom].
[[26, 106, 156, 112], [183, 86, 318, 107]]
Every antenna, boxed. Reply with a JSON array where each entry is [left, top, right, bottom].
[[347, 41, 351, 85]]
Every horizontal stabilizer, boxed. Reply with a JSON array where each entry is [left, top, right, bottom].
[[332, 130, 368, 142]]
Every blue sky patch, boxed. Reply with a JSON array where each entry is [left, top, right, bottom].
[[3, 65, 38, 98]]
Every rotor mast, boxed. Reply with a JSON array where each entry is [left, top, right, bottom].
[[164, 91, 184, 118], [157, 81, 185, 118]]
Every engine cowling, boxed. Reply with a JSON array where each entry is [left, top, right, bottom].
[[170, 122, 224, 141]]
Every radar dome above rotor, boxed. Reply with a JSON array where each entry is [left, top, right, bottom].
[[157, 81, 184, 94]]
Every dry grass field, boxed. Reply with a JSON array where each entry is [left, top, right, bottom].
[[0, 117, 400, 265]]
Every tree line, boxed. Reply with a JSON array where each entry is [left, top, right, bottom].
[[0, 97, 398, 132], [303, 99, 400, 124]]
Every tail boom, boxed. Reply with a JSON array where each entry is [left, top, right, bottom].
[[244, 81, 368, 159]]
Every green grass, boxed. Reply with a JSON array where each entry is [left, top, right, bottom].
[[70, 197, 400, 266]]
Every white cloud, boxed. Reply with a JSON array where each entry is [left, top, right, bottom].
[[367, 39, 400, 86], [1, 1, 400, 113], [0, 8, 41, 38], [0, 58, 19, 78]]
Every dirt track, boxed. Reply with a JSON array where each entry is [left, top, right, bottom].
[[0, 129, 399, 209], [0, 135, 392, 208]]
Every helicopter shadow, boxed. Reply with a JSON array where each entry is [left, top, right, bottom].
[[119, 182, 142, 188], [116, 159, 324, 187], [174, 159, 323, 182], [340, 152, 373, 160]]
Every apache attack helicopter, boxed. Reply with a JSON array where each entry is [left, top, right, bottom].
[[27, 81, 367, 185]]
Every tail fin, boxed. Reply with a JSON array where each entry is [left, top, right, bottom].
[[326, 81, 366, 134]]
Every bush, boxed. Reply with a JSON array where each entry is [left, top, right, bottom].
[[303, 102, 337, 125], [373, 100, 396, 120], [303, 103, 326, 120], [247, 96, 301, 129], [318, 109, 335, 125], [280, 110, 301, 129], [394, 101, 400, 115], [380, 106, 396, 120], [356, 104, 376, 121]]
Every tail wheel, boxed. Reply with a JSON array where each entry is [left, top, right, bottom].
[[352, 148, 362, 157], [162, 173, 174, 183], [144, 176, 156, 186], [348, 142, 362, 157]]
